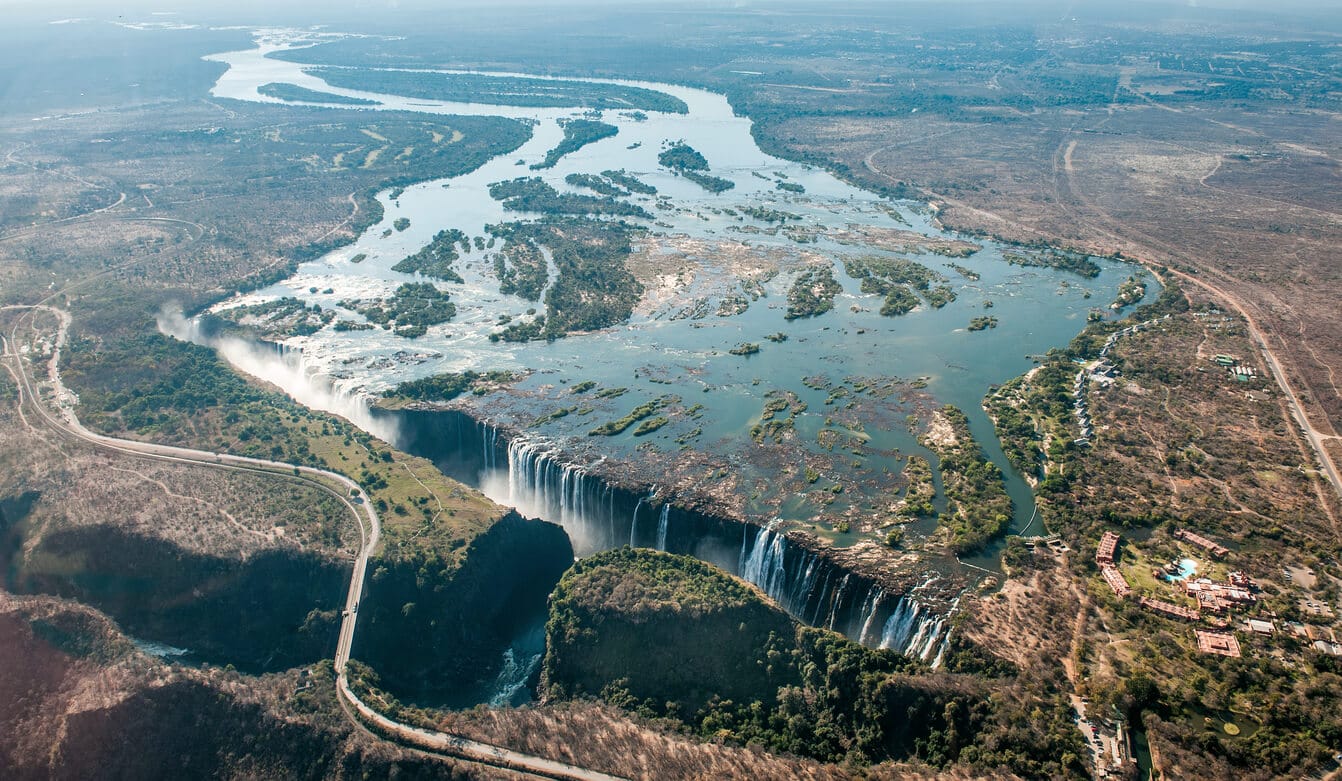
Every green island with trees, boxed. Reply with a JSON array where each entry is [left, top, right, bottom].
[[588, 394, 679, 437], [1002, 247, 1102, 278], [487, 218, 644, 341], [784, 266, 842, 320], [341, 282, 456, 338], [213, 297, 335, 338], [531, 119, 619, 170], [564, 172, 626, 197], [257, 82, 378, 106], [921, 405, 1012, 554], [657, 141, 735, 193], [488, 176, 653, 220], [391, 228, 469, 282], [381, 370, 521, 403], [842, 254, 961, 313], [601, 169, 657, 195], [310, 67, 688, 114]]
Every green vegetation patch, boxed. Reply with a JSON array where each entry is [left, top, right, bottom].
[[632, 416, 669, 436], [1002, 248, 1101, 278], [215, 297, 335, 338], [589, 394, 679, 437], [657, 141, 709, 172], [565, 172, 626, 197], [922, 405, 1012, 554], [487, 218, 645, 341], [383, 369, 522, 403], [310, 67, 688, 114], [879, 286, 920, 317], [967, 315, 998, 331], [785, 265, 842, 320], [532, 119, 619, 170], [682, 171, 736, 193], [392, 228, 468, 282], [1112, 275, 1147, 309], [657, 141, 734, 192], [601, 169, 657, 195], [739, 205, 800, 223], [541, 548, 993, 767], [343, 282, 456, 337], [488, 176, 652, 220], [257, 82, 378, 105], [844, 255, 959, 312], [728, 342, 760, 356]]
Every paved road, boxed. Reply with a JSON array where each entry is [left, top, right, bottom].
[[3, 304, 625, 781]]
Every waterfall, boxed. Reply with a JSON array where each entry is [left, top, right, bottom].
[[629, 496, 646, 547], [655, 504, 670, 551], [472, 423, 959, 657], [825, 574, 851, 630], [158, 305, 398, 444], [876, 594, 949, 663], [738, 521, 790, 603], [856, 588, 885, 645]]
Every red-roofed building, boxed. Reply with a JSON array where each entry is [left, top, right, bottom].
[[1096, 531, 1120, 566], [1196, 630, 1241, 658], [1101, 566, 1132, 598], [1173, 528, 1230, 558], [1141, 597, 1201, 621]]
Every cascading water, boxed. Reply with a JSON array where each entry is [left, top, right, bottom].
[[655, 504, 670, 551], [629, 495, 646, 547], [483, 428, 957, 663], [736, 521, 953, 665], [159, 306, 399, 444]]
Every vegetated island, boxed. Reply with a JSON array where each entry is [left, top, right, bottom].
[[842, 255, 957, 315], [392, 228, 468, 282], [784, 265, 842, 320], [340, 282, 456, 339], [257, 82, 379, 106], [486, 217, 644, 341], [658, 140, 735, 193], [308, 67, 689, 113], [488, 177, 653, 220], [531, 119, 619, 170], [1002, 247, 1101, 278], [920, 405, 1012, 554]]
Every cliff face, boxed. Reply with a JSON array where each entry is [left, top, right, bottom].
[[353, 510, 573, 702], [539, 549, 991, 768], [542, 548, 801, 717], [3, 522, 349, 673], [0, 595, 484, 780]]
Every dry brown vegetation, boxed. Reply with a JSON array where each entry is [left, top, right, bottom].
[[1075, 298, 1341, 561], [440, 702, 1014, 781], [0, 362, 352, 559]]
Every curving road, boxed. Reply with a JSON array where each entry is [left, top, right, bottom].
[[2, 304, 624, 781]]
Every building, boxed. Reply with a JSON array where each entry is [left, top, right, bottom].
[[1173, 528, 1230, 558], [1140, 597, 1201, 621], [1096, 531, 1120, 566], [1183, 578, 1256, 615], [1102, 566, 1133, 598], [1196, 630, 1242, 658], [1247, 619, 1276, 636]]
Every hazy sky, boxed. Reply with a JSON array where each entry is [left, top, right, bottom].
[[6, 0, 1342, 21]]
